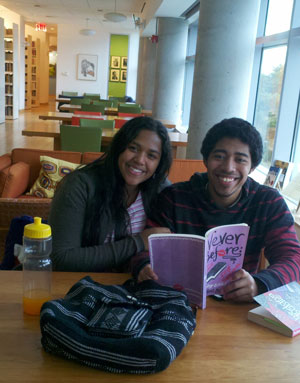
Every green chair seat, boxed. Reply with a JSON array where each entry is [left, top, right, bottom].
[[60, 124, 102, 152], [79, 118, 115, 129]]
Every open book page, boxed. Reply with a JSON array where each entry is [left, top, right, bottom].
[[149, 234, 207, 308], [205, 224, 249, 295], [253, 282, 300, 335]]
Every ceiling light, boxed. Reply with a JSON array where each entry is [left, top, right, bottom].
[[104, 0, 126, 22], [80, 18, 96, 36]]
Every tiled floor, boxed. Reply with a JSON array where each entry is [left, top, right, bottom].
[[0, 98, 57, 155]]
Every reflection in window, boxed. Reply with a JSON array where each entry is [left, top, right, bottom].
[[253, 45, 287, 167], [265, 0, 293, 36]]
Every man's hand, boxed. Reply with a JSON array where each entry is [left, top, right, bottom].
[[138, 264, 158, 282], [222, 269, 258, 302], [140, 227, 171, 251]]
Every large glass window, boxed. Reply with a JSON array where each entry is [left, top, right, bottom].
[[265, 0, 293, 35], [253, 45, 287, 167]]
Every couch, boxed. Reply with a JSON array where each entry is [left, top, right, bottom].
[[0, 148, 205, 262]]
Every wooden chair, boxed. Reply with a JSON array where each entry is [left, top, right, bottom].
[[81, 104, 105, 114], [79, 118, 115, 129], [60, 124, 102, 153], [168, 159, 206, 183]]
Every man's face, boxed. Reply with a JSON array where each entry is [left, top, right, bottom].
[[204, 137, 253, 208]]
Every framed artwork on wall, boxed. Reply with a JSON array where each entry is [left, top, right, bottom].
[[121, 56, 127, 69], [111, 56, 120, 68], [77, 54, 97, 81], [110, 69, 120, 82], [120, 70, 127, 82]]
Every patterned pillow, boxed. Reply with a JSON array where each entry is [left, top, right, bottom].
[[27, 156, 80, 198]]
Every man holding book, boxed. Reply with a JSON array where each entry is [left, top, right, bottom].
[[133, 118, 300, 302]]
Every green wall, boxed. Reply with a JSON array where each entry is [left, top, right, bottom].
[[108, 34, 128, 98]]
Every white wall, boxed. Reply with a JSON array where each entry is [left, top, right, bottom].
[[56, 24, 140, 99]]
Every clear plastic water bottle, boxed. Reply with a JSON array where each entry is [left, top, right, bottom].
[[22, 217, 52, 315]]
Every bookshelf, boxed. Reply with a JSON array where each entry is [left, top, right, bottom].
[[25, 35, 32, 109], [0, 18, 4, 124], [31, 38, 40, 108], [4, 23, 18, 119]]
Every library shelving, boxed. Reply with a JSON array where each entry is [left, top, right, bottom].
[[25, 35, 32, 109], [4, 23, 18, 119], [31, 38, 40, 108], [0, 18, 5, 124]]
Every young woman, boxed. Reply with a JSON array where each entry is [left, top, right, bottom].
[[49, 116, 172, 272]]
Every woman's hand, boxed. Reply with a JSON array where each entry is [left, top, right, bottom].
[[138, 264, 158, 282], [222, 269, 258, 302], [140, 227, 171, 251]]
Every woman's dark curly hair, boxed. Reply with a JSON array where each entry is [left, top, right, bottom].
[[81, 116, 172, 245], [200, 118, 263, 168]]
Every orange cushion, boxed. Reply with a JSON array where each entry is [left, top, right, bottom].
[[0, 162, 30, 198], [11, 148, 82, 188]]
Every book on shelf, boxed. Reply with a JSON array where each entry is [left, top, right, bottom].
[[264, 165, 282, 188], [248, 282, 300, 337], [274, 160, 294, 191], [149, 223, 249, 309]]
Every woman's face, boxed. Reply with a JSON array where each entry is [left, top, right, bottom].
[[118, 129, 162, 192]]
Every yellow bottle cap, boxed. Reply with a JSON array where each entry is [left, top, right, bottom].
[[24, 217, 51, 239]]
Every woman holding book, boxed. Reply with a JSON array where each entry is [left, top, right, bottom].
[[49, 116, 172, 272]]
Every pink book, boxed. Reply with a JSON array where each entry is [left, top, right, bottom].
[[248, 282, 300, 337], [149, 223, 249, 309]]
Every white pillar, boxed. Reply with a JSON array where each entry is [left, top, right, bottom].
[[187, 0, 260, 158], [152, 17, 188, 125]]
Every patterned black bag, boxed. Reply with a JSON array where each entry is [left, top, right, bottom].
[[40, 276, 196, 374]]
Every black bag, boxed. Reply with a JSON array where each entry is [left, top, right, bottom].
[[40, 276, 196, 374]]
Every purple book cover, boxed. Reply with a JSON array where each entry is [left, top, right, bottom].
[[205, 224, 249, 295], [149, 224, 249, 309], [149, 234, 207, 308], [254, 282, 300, 335]]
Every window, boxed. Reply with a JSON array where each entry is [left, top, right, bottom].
[[265, 0, 293, 35], [253, 45, 287, 167]]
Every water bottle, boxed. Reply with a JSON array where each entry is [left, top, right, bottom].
[[22, 217, 52, 315]]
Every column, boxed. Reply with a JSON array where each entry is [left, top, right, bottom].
[[187, 0, 260, 158], [136, 37, 157, 109], [152, 17, 188, 125]]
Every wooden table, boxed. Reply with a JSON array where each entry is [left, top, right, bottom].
[[59, 103, 152, 117], [23, 122, 187, 158], [39, 111, 173, 128], [1, 270, 300, 383]]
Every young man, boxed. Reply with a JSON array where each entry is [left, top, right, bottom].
[[134, 118, 300, 302]]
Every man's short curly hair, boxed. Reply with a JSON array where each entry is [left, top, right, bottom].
[[200, 118, 263, 169]]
